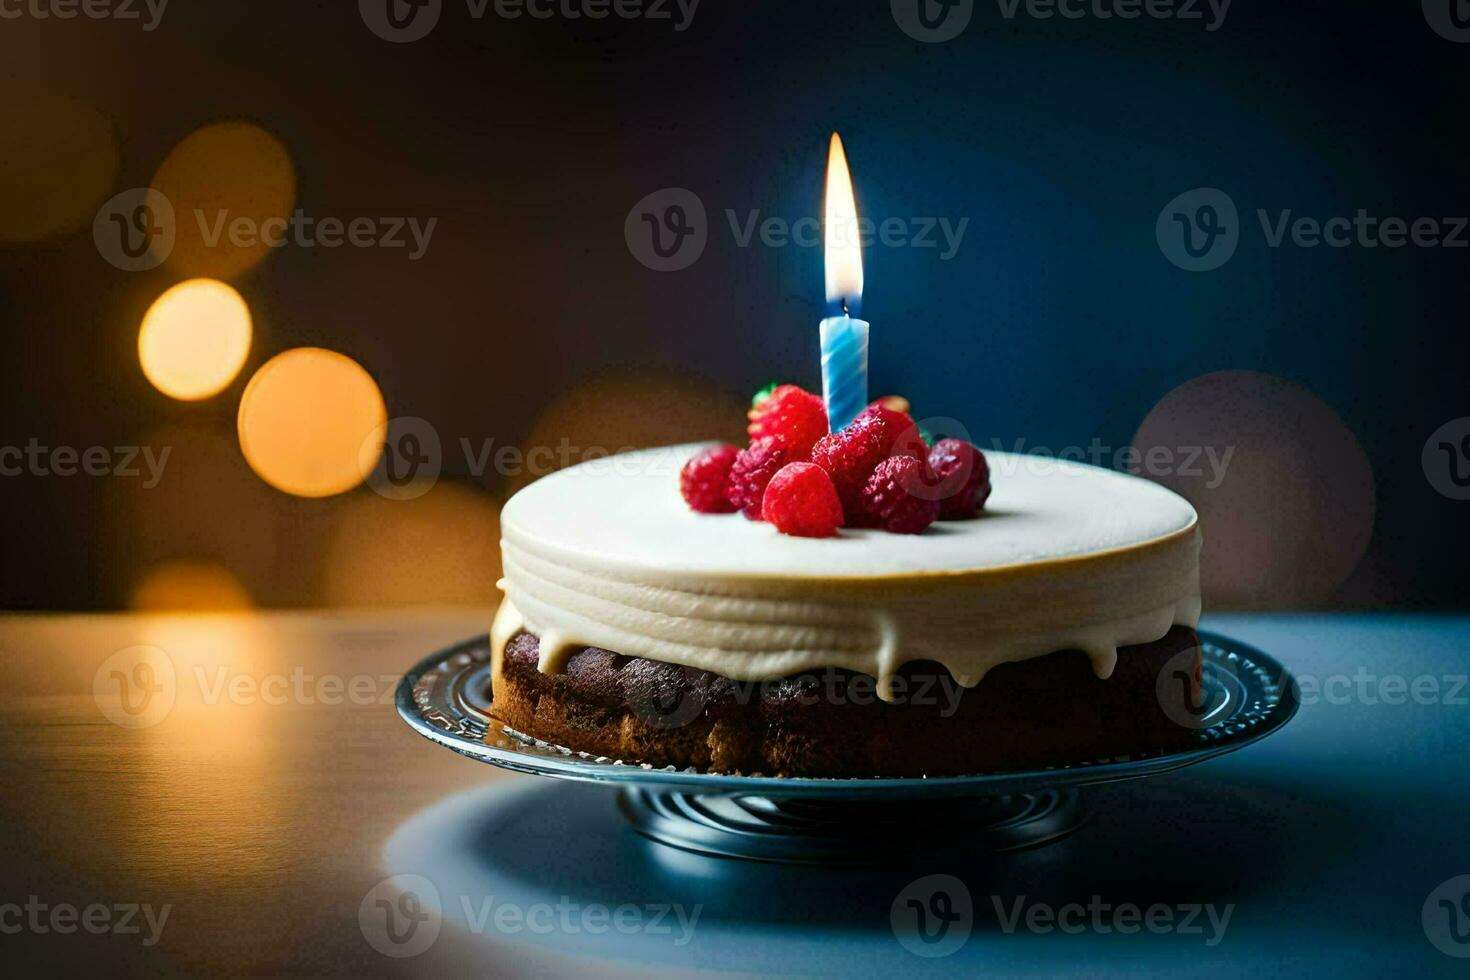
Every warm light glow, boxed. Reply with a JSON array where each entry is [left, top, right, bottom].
[[511, 372, 747, 493], [130, 616, 285, 882], [237, 348, 387, 498], [151, 122, 296, 278], [824, 132, 863, 308], [324, 483, 502, 606], [139, 279, 253, 400], [117, 422, 286, 600], [130, 559, 254, 611]]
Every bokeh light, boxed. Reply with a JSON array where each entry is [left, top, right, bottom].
[[108, 421, 284, 600], [130, 559, 254, 611], [237, 348, 387, 498], [138, 279, 253, 400], [150, 121, 296, 278], [107, 421, 351, 607], [511, 371, 746, 493], [323, 482, 502, 606], [0, 91, 119, 243], [1132, 370, 1376, 608]]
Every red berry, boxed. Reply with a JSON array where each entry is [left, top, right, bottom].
[[856, 402, 927, 461], [761, 462, 843, 538], [747, 385, 828, 458], [810, 414, 890, 523], [860, 456, 940, 534], [679, 444, 741, 514], [727, 439, 790, 520], [927, 438, 992, 519]]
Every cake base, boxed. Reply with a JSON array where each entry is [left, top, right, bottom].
[[492, 626, 1203, 778]]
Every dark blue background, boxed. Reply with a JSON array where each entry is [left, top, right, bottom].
[[0, 1, 1463, 607]]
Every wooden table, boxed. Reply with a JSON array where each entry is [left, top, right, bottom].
[[0, 611, 656, 975], [2, 612, 1467, 976]]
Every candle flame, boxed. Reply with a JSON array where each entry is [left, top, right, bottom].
[[824, 132, 863, 310]]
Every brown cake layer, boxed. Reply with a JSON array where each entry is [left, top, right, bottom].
[[491, 625, 1204, 777]]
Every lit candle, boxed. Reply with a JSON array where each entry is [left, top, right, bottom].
[[819, 132, 869, 432]]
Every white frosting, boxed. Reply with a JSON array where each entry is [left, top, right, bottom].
[[496, 445, 1201, 701]]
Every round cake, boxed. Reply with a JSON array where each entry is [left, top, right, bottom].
[[489, 444, 1204, 777]]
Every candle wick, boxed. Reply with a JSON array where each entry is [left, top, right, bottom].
[[841, 299, 849, 317]]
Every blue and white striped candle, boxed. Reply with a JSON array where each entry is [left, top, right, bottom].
[[820, 312, 869, 431], [820, 132, 868, 431]]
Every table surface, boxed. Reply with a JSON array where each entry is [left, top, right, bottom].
[[1, 610, 1466, 976]]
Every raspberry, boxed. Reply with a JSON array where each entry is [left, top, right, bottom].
[[810, 414, 890, 523], [747, 384, 828, 458], [727, 439, 790, 520], [927, 438, 992, 519], [856, 402, 927, 461], [760, 462, 843, 538], [679, 443, 740, 514], [860, 456, 940, 534]]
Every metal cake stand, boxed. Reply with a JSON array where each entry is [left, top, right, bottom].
[[396, 631, 1298, 866]]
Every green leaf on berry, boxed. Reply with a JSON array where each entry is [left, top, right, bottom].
[[751, 382, 781, 409]]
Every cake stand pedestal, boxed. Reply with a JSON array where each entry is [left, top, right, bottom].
[[397, 632, 1296, 867], [617, 786, 1085, 865]]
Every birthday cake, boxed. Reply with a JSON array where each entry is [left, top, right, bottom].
[[489, 390, 1203, 777]]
